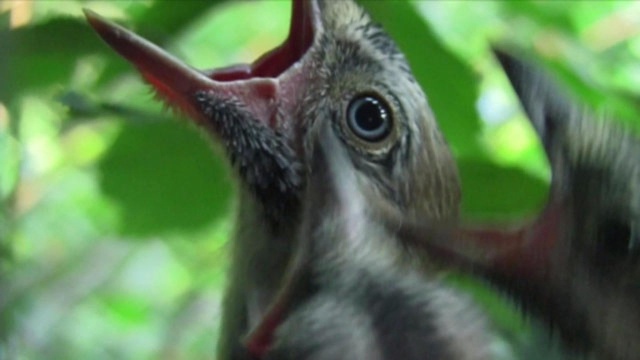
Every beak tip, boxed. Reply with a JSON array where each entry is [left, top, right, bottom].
[[81, 8, 95, 18], [82, 8, 125, 45], [82, 8, 103, 29]]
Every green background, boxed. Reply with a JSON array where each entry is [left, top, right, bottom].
[[2, 1, 640, 358]]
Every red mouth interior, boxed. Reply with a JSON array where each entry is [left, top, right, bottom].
[[209, 0, 314, 82]]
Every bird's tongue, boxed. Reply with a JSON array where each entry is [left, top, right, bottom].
[[84, 0, 318, 130]]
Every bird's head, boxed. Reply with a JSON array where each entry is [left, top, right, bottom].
[[84, 0, 460, 226], [492, 51, 640, 357]]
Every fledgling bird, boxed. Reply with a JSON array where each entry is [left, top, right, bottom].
[[404, 51, 640, 360], [84, 1, 463, 359], [492, 51, 640, 360], [245, 121, 491, 360]]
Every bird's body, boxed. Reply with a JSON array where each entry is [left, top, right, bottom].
[[84, 1, 491, 359]]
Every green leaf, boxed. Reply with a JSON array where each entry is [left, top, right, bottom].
[[101, 294, 151, 328], [458, 158, 549, 220], [130, 0, 226, 45], [98, 119, 233, 237], [0, 128, 19, 201], [502, 1, 575, 33], [0, 17, 110, 104]]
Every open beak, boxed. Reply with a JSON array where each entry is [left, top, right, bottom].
[[85, 2, 322, 354], [83, 0, 320, 135], [85, 0, 323, 217], [457, 204, 561, 281]]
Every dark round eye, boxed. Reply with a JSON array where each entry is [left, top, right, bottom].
[[346, 95, 393, 142], [596, 219, 638, 259]]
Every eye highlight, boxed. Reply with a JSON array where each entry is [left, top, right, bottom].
[[346, 94, 393, 142]]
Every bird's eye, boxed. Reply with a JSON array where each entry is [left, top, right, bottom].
[[346, 95, 393, 142]]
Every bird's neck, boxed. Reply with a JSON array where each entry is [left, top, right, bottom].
[[230, 189, 300, 323]]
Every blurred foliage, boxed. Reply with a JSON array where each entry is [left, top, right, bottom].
[[2, 0, 640, 359]]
